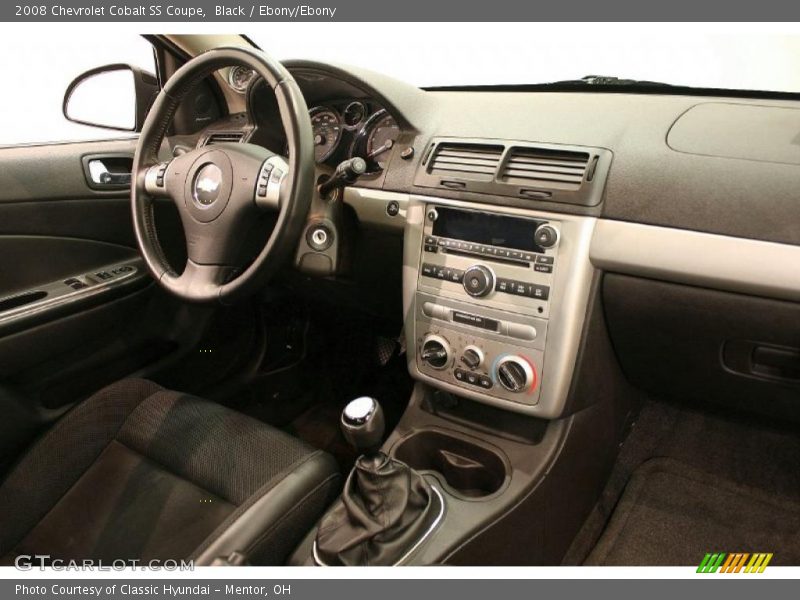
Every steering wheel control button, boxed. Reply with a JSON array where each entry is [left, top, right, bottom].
[[534, 224, 560, 249], [256, 156, 288, 210], [463, 265, 494, 297], [193, 163, 223, 207], [307, 224, 334, 252]]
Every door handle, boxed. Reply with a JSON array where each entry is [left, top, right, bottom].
[[88, 160, 131, 186], [82, 153, 133, 190]]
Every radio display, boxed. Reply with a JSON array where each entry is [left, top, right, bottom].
[[432, 207, 544, 252]]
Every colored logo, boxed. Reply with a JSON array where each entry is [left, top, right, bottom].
[[697, 553, 773, 573]]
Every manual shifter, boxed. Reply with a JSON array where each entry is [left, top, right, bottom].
[[340, 396, 385, 456], [312, 397, 443, 566]]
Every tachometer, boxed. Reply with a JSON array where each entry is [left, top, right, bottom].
[[364, 110, 399, 171], [310, 107, 342, 163]]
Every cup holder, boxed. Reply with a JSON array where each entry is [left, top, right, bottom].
[[393, 429, 510, 498]]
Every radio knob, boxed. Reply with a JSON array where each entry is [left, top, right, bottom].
[[496, 356, 535, 393], [462, 265, 494, 297], [420, 335, 451, 370], [534, 224, 560, 249]]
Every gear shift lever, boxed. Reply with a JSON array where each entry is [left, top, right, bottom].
[[313, 397, 442, 565], [341, 396, 385, 455]]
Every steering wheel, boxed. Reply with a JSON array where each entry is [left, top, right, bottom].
[[131, 47, 314, 303]]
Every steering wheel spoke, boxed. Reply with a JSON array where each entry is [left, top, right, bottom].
[[163, 261, 237, 303]]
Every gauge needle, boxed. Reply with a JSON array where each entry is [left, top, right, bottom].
[[367, 139, 394, 158]]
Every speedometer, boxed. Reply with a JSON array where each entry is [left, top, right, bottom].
[[365, 111, 400, 171], [310, 107, 342, 163]]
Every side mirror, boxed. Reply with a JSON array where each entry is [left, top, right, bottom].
[[63, 64, 159, 132]]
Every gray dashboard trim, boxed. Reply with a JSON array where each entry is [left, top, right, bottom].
[[590, 219, 800, 302]]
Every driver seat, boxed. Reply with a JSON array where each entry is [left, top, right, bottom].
[[0, 379, 341, 566]]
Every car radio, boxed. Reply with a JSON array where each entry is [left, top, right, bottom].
[[411, 205, 561, 408]]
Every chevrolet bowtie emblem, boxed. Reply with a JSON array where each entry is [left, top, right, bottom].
[[196, 177, 220, 193]]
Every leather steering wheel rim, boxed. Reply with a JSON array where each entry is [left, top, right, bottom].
[[131, 46, 314, 303]]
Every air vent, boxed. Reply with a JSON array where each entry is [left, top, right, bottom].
[[500, 147, 590, 190], [205, 131, 244, 145], [429, 143, 503, 181]]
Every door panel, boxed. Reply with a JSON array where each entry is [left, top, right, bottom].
[[0, 137, 190, 464]]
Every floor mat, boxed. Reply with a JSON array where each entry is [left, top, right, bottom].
[[586, 458, 800, 565], [564, 399, 800, 565]]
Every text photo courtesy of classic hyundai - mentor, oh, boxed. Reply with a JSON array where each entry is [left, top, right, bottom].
[[0, 32, 798, 568]]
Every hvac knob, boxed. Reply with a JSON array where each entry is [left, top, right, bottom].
[[496, 356, 535, 393], [462, 265, 494, 297], [460, 346, 484, 370], [420, 334, 451, 370]]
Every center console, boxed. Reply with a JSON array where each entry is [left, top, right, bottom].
[[405, 198, 597, 418]]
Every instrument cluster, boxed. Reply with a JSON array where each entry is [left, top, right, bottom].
[[307, 100, 400, 173]]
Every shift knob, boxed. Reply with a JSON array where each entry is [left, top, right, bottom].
[[341, 396, 385, 454]]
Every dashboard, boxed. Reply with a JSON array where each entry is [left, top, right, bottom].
[[188, 59, 800, 419]]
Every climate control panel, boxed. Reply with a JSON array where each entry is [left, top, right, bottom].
[[414, 290, 546, 407]]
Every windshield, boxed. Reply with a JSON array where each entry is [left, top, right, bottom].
[[254, 25, 800, 94]]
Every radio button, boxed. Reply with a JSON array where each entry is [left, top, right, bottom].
[[425, 236, 437, 245], [496, 278, 510, 293], [535, 255, 555, 265], [534, 263, 553, 274], [421, 263, 435, 278], [527, 284, 550, 300], [510, 281, 528, 296]]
